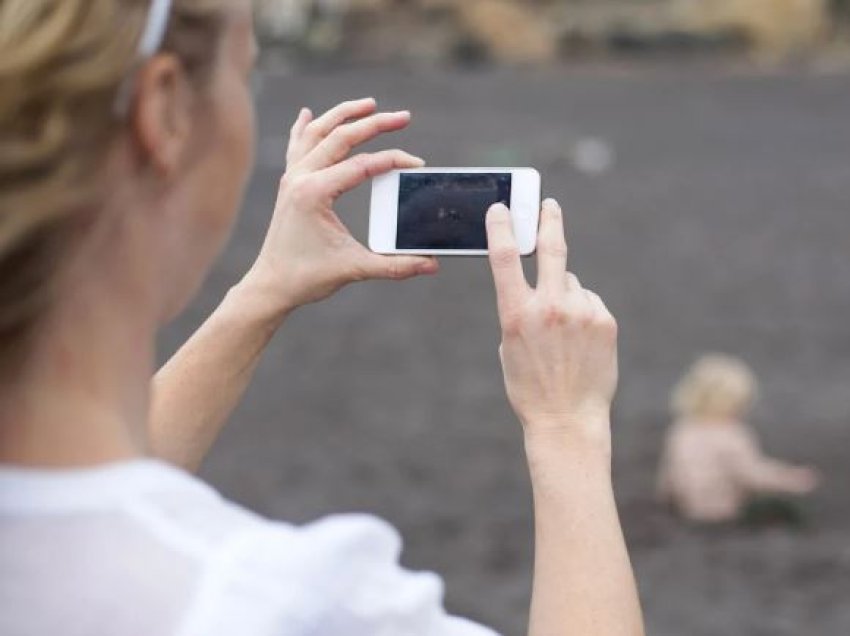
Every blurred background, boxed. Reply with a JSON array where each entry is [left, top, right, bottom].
[[160, 1, 850, 634]]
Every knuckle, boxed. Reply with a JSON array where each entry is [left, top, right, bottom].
[[571, 305, 594, 328], [280, 171, 302, 192], [287, 174, 318, 204], [501, 313, 524, 339], [386, 260, 407, 280], [561, 298, 595, 331], [540, 237, 567, 256], [542, 302, 569, 327], [600, 313, 618, 336], [335, 123, 358, 144], [286, 173, 308, 190], [344, 99, 369, 112], [490, 245, 519, 267], [576, 316, 594, 331], [301, 123, 320, 142], [389, 149, 408, 166], [351, 153, 373, 177]]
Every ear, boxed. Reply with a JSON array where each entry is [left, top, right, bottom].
[[130, 55, 194, 178]]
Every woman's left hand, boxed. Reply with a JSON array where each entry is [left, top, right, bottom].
[[244, 98, 439, 313]]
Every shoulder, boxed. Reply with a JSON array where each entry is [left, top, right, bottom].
[[176, 513, 499, 636], [719, 423, 758, 446], [120, 467, 497, 635], [665, 419, 705, 448]]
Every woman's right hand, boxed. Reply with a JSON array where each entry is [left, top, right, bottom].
[[486, 199, 619, 445], [489, 201, 646, 636]]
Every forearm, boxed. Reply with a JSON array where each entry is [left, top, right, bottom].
[[748, 459, 808, 494], [525, 426, 644, 636], [149, 277, 291, 471]]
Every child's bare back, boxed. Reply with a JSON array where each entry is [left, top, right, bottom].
[[657, 355, 819, 523]]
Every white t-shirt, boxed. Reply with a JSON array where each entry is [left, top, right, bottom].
[[0, 459, 499, 636]]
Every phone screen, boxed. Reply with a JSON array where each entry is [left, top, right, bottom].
[[396, 173, 512, 249]]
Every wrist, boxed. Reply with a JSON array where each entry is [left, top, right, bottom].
[[522, 417, 613, 481], [521, 408, 612, 447], [226, 273, 294, 331]]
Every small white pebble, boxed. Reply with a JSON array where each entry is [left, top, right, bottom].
[[570, 137, 615, 176]]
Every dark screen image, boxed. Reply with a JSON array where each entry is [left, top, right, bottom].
[[396, 173, 512, 249]]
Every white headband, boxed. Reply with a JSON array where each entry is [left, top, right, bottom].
[[138, 0, 173, 58], [114, 0, 173, 116]]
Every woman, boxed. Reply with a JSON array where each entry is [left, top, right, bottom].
[[0, 1, 643, 635]]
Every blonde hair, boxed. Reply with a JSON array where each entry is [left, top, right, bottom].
[[671, 354, 758, 420], [0, 0, 225, 365]]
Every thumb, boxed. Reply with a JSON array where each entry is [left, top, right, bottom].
[[359, 254, 439, 281]]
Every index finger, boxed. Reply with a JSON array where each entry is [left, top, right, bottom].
[[301, 98, 377, 146], [301, 111, 412, 171], [487, 204, 529, 321]]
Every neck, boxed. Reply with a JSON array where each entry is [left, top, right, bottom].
[[0, 213, 162, 468], [689, 415, 739, 425], [0, 296, 156, 468]]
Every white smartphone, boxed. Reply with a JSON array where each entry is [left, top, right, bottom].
[[369, 168, 541, 256]]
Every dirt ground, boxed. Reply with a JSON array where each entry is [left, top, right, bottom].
[[159, 65, 850, 635]]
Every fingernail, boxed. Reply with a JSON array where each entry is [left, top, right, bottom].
[[543, 197, 559, 207], [488, 203, 508, 214]]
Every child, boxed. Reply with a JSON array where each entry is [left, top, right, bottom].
[[657, 354, 819, 523]]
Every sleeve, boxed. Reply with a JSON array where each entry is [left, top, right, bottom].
[[288, 514, 501, 636], [185, 514, 502, 636]]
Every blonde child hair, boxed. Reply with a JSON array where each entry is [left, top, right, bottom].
[[671, 354, 758, 421]]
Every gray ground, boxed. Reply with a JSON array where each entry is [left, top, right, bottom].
[[160, 66, 850, 636]]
